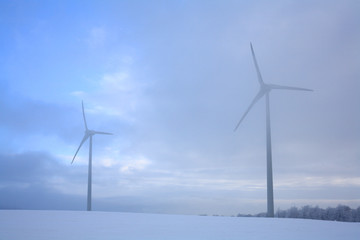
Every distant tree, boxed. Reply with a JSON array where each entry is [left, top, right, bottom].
[[276, 208, 286, 218], [336, 205, 352, 222], [300, 205, 311, 219], [238, 205, 360, 222], [325, 207, 336, 221], [255, 212, 267, 218], [311, 206, 323, 220], [282, 206, 298, 218], [356, 207, 360, 222]]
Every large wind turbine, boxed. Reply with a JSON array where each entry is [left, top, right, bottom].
[[71, 101, 112, 211], [234, 43, 312, 217]]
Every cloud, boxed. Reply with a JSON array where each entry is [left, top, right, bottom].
[[0, 152, 57, 183], [86, 27, 107, 48], [96, 70, 145, 117], [120, 156, 151, 174], [0, 151, 86, 210], [0, 88, 79, 142], [0, 184, 85, 210], [72, 63, 148, 125]]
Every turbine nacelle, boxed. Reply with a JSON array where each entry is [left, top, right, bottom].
[[85, 129, 113, 137]]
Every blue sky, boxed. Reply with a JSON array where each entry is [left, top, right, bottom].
[[0, 0, 359, 215]]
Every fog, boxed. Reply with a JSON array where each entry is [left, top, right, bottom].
[[0, 0, 359, 215]]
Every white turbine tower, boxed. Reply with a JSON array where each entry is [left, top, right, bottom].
[[234, 43, 312, 217], [71, 101, 112, 211]]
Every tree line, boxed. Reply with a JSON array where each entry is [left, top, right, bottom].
[[237, 205, 360, 222]]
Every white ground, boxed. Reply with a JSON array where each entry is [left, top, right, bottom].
[[0, 210, 359, 240]]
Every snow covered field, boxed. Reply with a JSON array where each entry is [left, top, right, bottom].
[[0, 210, 359, 240]]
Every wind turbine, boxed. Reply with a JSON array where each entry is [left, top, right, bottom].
[[234, 43, 312, 217], [71, 101, 112, 211]]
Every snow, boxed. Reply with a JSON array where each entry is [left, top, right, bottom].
[[0, 210, 359, 240]]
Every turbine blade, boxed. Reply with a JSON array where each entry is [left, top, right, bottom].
[[82, 101, 88, 130], [234, 90, 265, 132], [93, 131, 113, 135], [268, 83, 313, 92], [71, 134, 89, 164], [250, 43, 264, 85]]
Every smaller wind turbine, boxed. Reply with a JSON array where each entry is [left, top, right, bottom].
[[71, 101, 112, 211]]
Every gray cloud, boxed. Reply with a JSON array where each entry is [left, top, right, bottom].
[[0, 151, 82, 210]]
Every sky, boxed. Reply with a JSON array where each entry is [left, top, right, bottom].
[[0, 0, 359, 216]]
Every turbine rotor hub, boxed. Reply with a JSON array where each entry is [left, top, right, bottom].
[[85, 130, 96, 136]]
